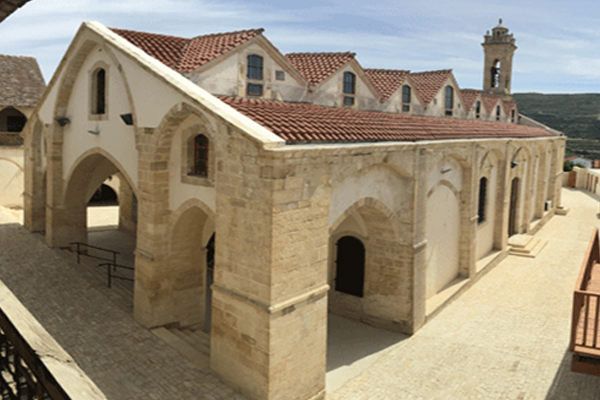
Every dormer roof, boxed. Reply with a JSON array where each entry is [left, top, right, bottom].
[[409, 69, 454, 106], [285, 52, 356, 86], [459, 89, 481, 111], [111, 27, 264, 73], [364, 69, 410, 101]]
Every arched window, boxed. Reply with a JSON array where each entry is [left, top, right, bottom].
[[93, 68, 106, 115], [247, 54, 263, 96], [335, 236, 365, 297], [191, 134, 209, 177], [0, 107, 27, 132], [511, 109, 516, 123], [343, 72, 355, 105], [475, 100, 481, 119], [445, 86, 453, 116], [491, 60, 500, 88], [402, 85, 411, 112], [496, 105, 501, 121], [478, 177, 487, 224]]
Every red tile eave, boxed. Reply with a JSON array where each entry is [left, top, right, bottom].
[[218, 96, 551, 145]]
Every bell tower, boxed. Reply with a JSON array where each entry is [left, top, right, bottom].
[[482, 19, 517, 98]]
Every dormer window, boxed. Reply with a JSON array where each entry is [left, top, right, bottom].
[[402, 85, 411, 112], [475, 100, 481, 119], [444, 86, 453, 116], [247, 54, 263, 96], [496, 105, 501, 121], [92, 68, 106, 115], [343, 72, 355, 106], [511, 109, 516, 123]]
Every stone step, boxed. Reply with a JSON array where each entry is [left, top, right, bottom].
[[170, 327, 211, 356], [507, 234, 534, 249], [509, 237, 547, 258], [151, 327, 210, 372]]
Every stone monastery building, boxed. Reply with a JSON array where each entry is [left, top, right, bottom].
[[23, 19, 565, 400]]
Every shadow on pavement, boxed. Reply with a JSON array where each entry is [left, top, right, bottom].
[[545, 347, 600, 400]]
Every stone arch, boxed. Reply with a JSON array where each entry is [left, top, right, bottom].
[[23, 117, 46, 232], [476, 149, 505, 260], [155, 102, 217, 164], [426, 179, 459, 199], [61, 149, 137, 245], [167, 199, 216, 328], [509, 145, 533, 233], [0, 107, 27, 132], [329, 197, 410, 328], [0, 157, 23, 172]]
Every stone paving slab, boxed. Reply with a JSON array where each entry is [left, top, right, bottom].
[[328, 188, 600, 400], [0, 221, 245, 400]]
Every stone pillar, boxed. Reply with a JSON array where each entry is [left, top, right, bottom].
[[23, 119, 45, 232], [210, 134, 328, 400], [411, 148, 429, 332], [117, 173, 137, 236]]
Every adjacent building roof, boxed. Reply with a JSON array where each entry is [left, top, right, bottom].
[[111, 28, 264, 73], [220, 96, 550, 144], [364, 69, 410, 101], [285, 52, 355, 86], [0, 133, 23, 146], [0, 55, 45, 107], [0, 0, 31, 23], [409, 70, 453, 106], [459, 89, 481, 111]]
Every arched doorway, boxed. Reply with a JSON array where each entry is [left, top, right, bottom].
[[204, 233, 215, 332], [509, 177, 520, 236], [334, 236, 365, 297]]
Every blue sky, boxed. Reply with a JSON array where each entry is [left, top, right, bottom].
[[1, 0, 599, 93]]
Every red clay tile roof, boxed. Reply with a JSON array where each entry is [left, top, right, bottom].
[[502, 99, 516, 115], [481, 93, 502, 114], [459, 89, 481, 111], [409, 70, 453, 106], [219, 96, 551, 143], [285, 52, 355, 86], [111, 27, 264, 72], [0, 55, 45, 107], [364, 69, 410, 101]]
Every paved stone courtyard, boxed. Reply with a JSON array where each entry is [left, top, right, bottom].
[[0, 188, 600, 399]]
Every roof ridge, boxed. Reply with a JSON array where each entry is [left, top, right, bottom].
[[410, 69, 452, 75], [286, 51, 356, 57], [191, 28, 264, 40], [109, 27, 187, 41], [365, 68, 410, 74]]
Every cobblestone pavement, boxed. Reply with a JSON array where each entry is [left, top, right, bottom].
[[0, 220, 245, 399], [328, 188, 600, 400]]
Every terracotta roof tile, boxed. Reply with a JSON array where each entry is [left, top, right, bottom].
[[0, 0, 31, 23], [364, 69, 410, 101], [285, 52, 355, 86], [111, 27, 263, 72], [502, 99, 516, 115], [409, 70, 453, 106], [0, 55, 45, 107], [459, 89, 481, 111], [219, 96, 550, 144], [481, 93, 502, 114]]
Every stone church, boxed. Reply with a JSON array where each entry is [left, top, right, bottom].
[[23, 20, 564, 400]]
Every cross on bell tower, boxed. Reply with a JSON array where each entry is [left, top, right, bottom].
[[482, 19, 517, 98]]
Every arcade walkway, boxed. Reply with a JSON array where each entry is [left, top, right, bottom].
[[0, 188, 599, 399]]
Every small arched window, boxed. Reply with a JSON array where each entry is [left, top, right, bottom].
[[335, 236, 365, 297], [343, 72, 356, 105], [478, 176, 488, 224], [93, 68, 106, 115], [402, 85, 411, 112], [247, 54, 263, 96], [511, 109, 516, 123], [491, 60, 500, 88], [191, 134, 209, 177], [475, 100, 481, 119], [496, 105, 501, 121], [445, 86, 453, 116]]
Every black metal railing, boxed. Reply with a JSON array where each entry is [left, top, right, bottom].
[[69, 243, 133, 289], [0, 309, 70, 400], [69, 242, 119, 266], [97, 262, 134, 289]]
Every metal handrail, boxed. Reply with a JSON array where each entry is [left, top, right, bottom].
[[69, 242, 119, 266], [97, 262, 134, 288]]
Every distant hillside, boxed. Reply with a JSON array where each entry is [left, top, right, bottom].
[[513, 93, 600, 158]]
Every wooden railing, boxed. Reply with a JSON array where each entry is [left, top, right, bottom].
[[570, 227, 600, 353]]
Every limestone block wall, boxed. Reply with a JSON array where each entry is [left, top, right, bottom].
[[0, 146, 24, 207]]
